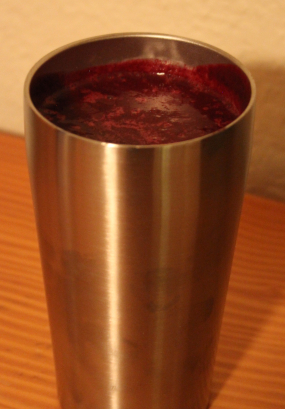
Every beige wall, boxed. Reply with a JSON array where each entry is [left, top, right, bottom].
[[1, 0, 285, 201]]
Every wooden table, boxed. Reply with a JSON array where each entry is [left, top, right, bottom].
[[0, 132, 284, 409]]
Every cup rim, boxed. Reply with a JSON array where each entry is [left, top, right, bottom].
[[24, 32, 256, 149]]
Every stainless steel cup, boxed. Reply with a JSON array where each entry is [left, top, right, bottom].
[[24, 33, 255, 409]]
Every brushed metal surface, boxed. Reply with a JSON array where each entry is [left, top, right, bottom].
[[24, 33, 255, 409]]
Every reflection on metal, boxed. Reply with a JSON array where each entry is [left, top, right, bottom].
[[104, 146, 120, 409], [151, 149, 170, 409]]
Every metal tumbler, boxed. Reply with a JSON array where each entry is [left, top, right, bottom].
[[24, 33, 255, 409]]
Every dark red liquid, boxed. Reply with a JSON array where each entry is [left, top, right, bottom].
[[36, 59, 249, 145]]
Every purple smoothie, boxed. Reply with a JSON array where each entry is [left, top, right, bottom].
[[37, 59, 247, 145]]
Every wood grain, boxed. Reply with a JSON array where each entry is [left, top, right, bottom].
[[0, 133, 284, 409]]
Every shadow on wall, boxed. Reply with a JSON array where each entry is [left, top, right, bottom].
[[246, 64, 285, 202]]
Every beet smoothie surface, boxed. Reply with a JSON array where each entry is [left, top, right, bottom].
[[37, 58, 249, 145]]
